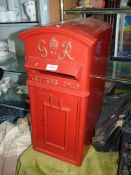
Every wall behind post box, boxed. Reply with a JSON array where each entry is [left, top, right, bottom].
[[49, 0, 60, 23], [47, 0, 78, 23], [63, 0, 78, 20]]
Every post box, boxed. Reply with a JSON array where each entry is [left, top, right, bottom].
[[19, 18, 112, 166]]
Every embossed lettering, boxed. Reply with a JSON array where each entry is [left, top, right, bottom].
[[62, 81, 80, 90], [38, 40, 47, 58], [58, 42, 74, 61]]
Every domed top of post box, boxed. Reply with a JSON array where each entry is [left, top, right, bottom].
[[19, 18, 111, 46]]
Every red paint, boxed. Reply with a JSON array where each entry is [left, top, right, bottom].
[[19, 18, 112, 166]]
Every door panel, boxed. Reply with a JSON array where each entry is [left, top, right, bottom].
[[29, 86, 79, 159], [43, 103, 69, 150]]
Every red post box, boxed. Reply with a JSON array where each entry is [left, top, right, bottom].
[[19, 18, 112, 166]]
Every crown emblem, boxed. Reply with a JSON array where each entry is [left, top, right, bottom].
[[49, 37, 59, 51]]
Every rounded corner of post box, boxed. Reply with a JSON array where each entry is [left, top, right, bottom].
[[18, 31, 29, 41], [18, 27, 38, 40]]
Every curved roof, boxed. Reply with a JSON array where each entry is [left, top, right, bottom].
[[19, 18, 111, 45]]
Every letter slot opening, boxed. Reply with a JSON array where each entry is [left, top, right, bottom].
[[25, 57, 83, 80], [38, 70, 78, 80]]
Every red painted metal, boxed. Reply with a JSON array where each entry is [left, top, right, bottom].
[[19, 18, 112, 166]]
